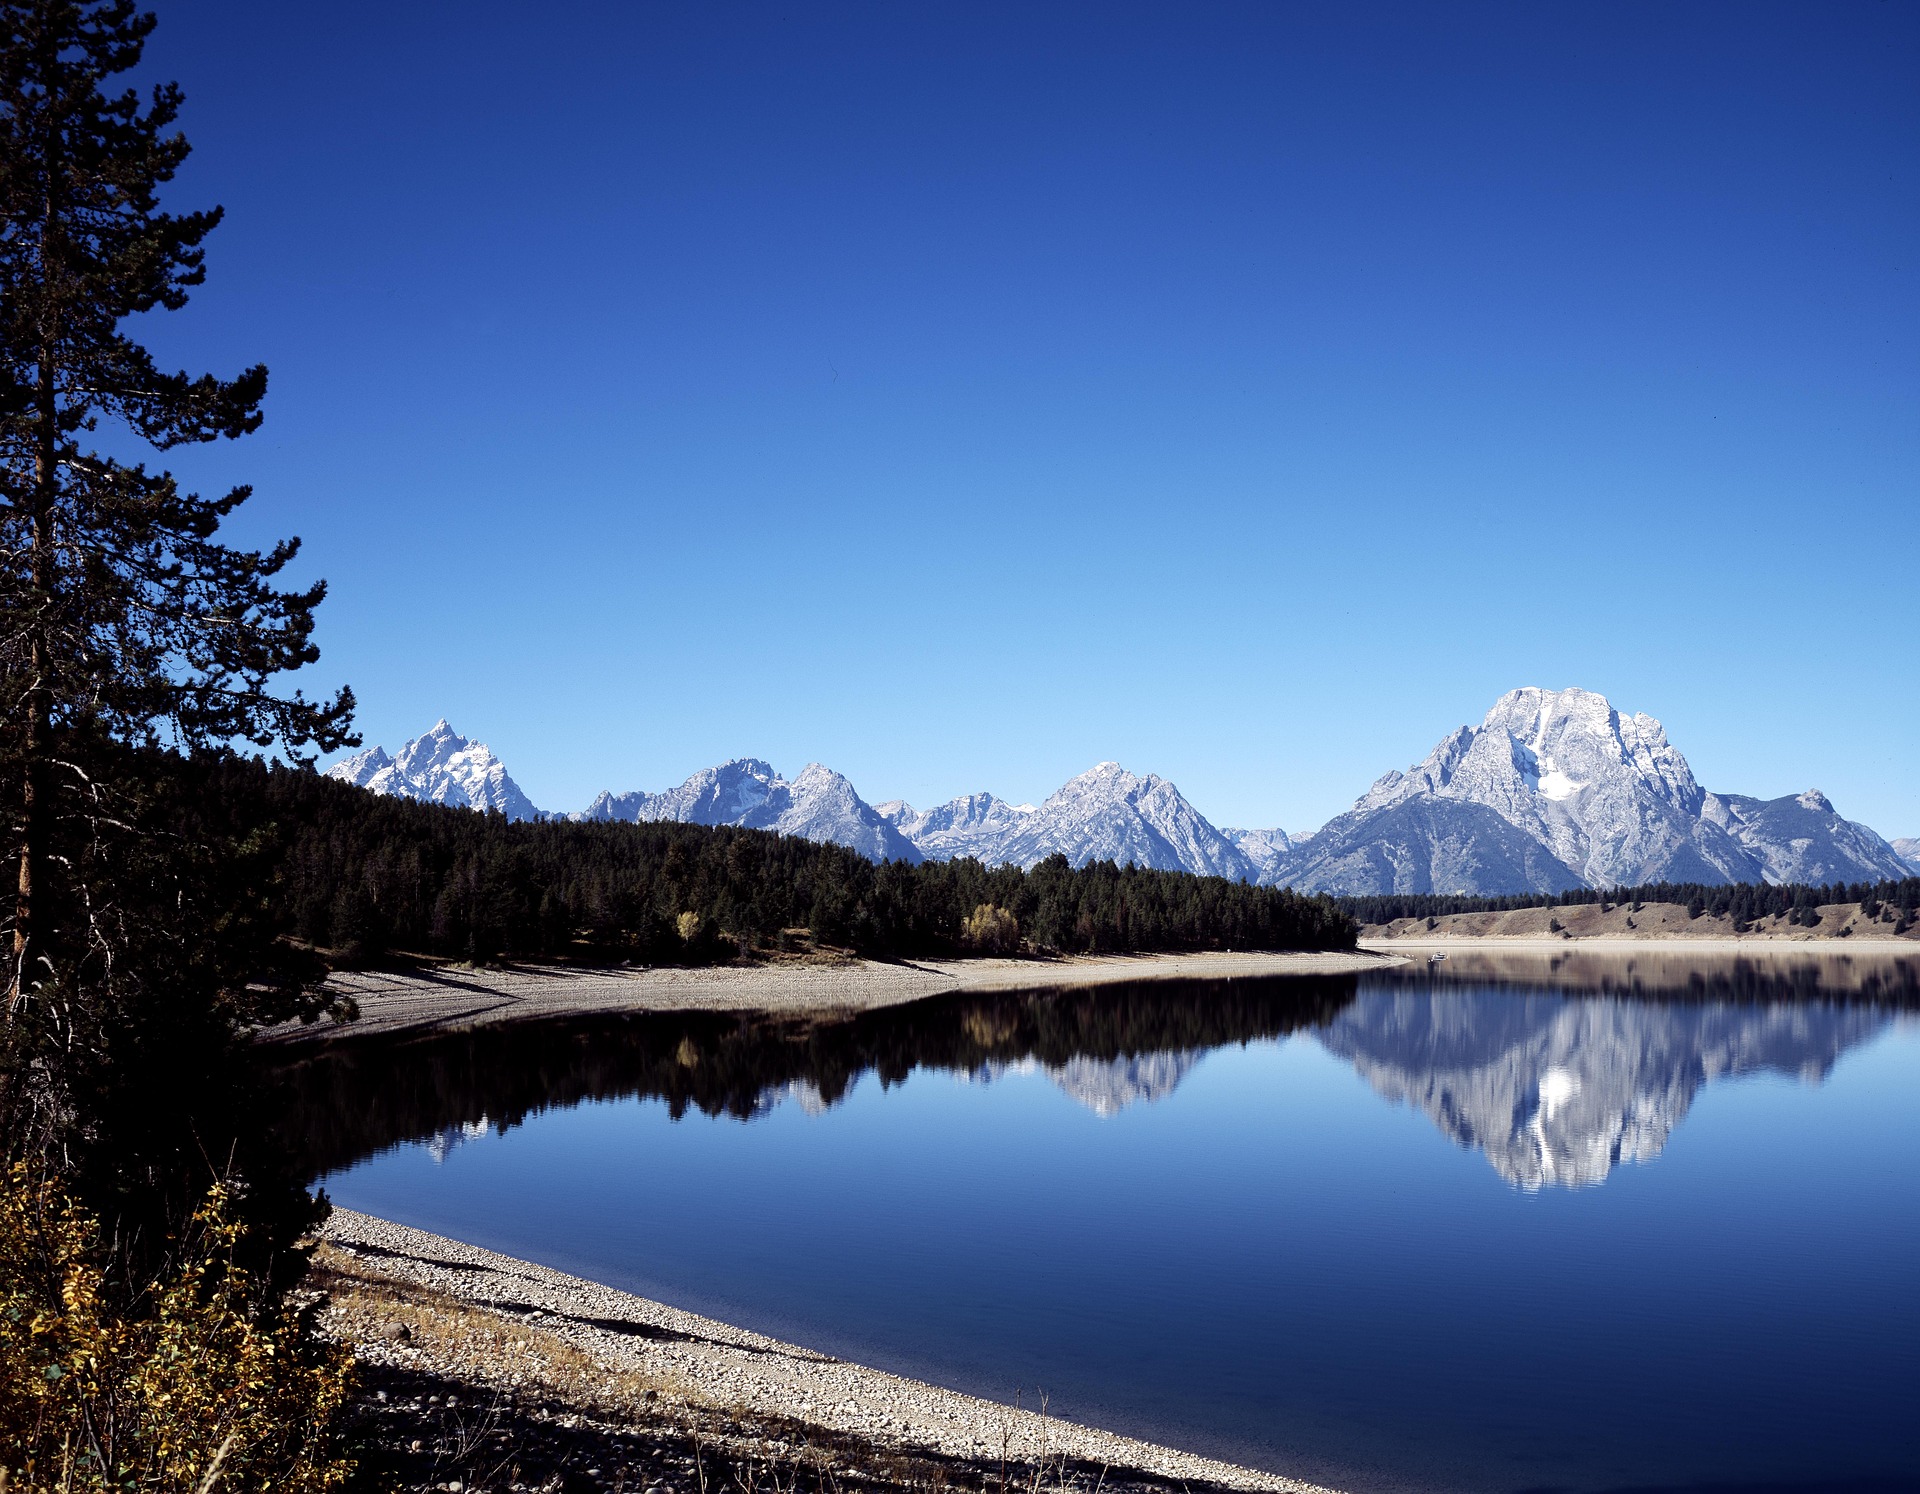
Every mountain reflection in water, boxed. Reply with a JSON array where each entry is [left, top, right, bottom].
[[270, 975, 1353, 1181], [270, 954, 1917, 1191], [1323, 989, 1892, 1187]]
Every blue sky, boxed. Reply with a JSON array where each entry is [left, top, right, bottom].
[[137, 1, 1917, 835]]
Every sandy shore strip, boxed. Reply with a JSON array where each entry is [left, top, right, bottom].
[[1361, 935, 1920, 954], [316, 1208, 1341, 1494], [268, 949, 1396, 1043]]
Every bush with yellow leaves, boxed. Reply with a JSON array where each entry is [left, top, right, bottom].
[[961, 903, 1021, 955], [0, 1165, 354, 1494]]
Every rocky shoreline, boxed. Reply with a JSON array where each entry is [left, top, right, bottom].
[[313, 1209, 1340, 1494]]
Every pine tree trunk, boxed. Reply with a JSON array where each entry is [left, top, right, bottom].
[[13, 384, 51, 1002], [11, 356, 53, 1006], [11, 106, 58, 1009]]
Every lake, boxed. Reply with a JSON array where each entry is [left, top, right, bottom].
[[279, 952, 1920, 1494]]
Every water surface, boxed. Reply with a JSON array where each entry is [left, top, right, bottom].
[[281, 954, 1920, 1494]]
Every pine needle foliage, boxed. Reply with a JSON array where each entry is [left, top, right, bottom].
[[0, 9, 356, 1484], [0, 0, 354, 1003]]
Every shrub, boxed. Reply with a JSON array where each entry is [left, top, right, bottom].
[[0, 1166, 354, 1494], [962, 903, 1021, 954]]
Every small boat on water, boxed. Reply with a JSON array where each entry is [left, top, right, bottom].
[[1428, 952, 1447, 962]]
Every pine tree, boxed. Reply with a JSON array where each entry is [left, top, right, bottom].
[[0, 0, 353, 1006]]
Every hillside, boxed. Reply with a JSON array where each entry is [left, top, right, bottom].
[[1362, 899, 1920, 943]]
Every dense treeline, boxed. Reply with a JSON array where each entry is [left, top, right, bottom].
[[197, 756, 1355, 963], [1341, 877, 1920, 933]]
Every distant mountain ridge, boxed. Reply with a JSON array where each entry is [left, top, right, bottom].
[[1249, 688, 1911, 894], [330, 691, 1913, 894]]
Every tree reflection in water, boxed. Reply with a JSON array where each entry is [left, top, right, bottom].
[[267, 954, 1917, 1189]]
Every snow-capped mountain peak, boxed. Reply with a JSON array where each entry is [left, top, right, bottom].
[[330, 695, 1911, 893], [875, 792, 1033, 861], [1259, 686, 1910, 894], [326, 722, 540, 820], [989, 762, 1257, 878], [876, 764, 1254, 879], [577, 757, 919, 863]]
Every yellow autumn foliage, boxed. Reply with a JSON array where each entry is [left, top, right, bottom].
[[0, 1166, 354, 1494], [961, 903, 1021, 954]]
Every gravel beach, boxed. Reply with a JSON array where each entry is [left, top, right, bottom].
[[316, 1208, 1341, 1494]]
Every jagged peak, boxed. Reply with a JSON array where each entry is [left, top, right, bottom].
[[1055, 760, 1163, 794], [791, 762, 857, 791], [708, 756, 780, 777]]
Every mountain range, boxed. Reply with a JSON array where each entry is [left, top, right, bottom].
[[326, 688, 1919, 895], [1319, 987, 1891, 1187]]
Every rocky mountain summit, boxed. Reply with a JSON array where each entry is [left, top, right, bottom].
[[1237, 687, 1910, 894], [1317, 987, 1890, 1187], [881, 763, 1255, 878], [874, 792, 1034, 860], [577, 758, 919, 864], [331, 692, 1913, 894], [325, 720, 541, 821], [1895, 838, 1920, 875]]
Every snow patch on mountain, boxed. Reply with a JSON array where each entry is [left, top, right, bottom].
[[578, 758, 920, 864], [325, 721, 541, 821], [1258, 687, 1908, 894], [333, 696, 1909, 894], [875, 792, 1033, 861], [877, 765, 1254, 879], [1222, 827, 1308, 883], [891, 763, 1258, 879]]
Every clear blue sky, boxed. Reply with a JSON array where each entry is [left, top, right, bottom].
[[137, 1, 1917, 835]]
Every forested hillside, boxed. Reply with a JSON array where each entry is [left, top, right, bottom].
[[194, 757, 1355, 964]]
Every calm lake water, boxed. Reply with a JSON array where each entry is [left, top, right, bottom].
[[281, 953, 1920, 1494]]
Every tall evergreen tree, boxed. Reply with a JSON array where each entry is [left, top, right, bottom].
[[0, 0, 353, 1009]]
